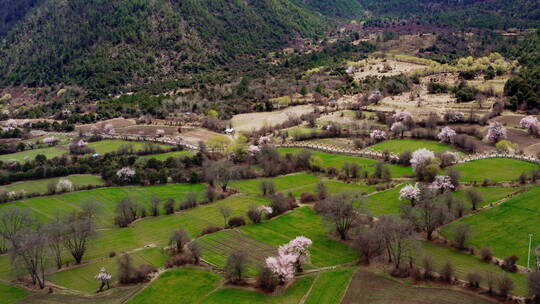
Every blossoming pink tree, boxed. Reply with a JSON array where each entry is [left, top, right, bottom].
[[520, 116, 538, 134], [77, 139, 88, 147], [3, 119, 17, 131], [56, 179, 73, 192], [248, 145, 261, 156], [430, 175, 454, 192], [266, 236, 312, 282], [391, 122, 407, 138], [437, 126, 456, 143], [444, 110, 465, 123], [94, 267, 112, 292], [258, 136, 272, 145], [370, 130, 386, 142], [156, 129, 165, 137], [399, 183, 421, 206], [410, 148, 435, 173], [486, 122, 507, 144]]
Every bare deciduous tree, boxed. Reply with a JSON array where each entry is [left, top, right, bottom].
[[353, 227, 383, 264], [0, 206, 34, 247], [529, 269, 540, 303], [411, 190, 452, 240], [169, 228, 190, 253], [452, 223, 472, 250], [63, 213, 96, 264], [219, 205, 232, 228], [43, 220, 67, 269], [317, 192, 364, 240], [374, 215, 418, 270], [10, 229, 48, 289], [225, 250, 248, 283], [466, 189, 484, 211]]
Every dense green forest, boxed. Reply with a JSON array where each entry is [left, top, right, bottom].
[[0, 0, 43, 36], [360, 0, 540, 29], [0, 0, 338, 99]]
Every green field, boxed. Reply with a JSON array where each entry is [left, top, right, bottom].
[[0, 281, 29, 304], [0, 174, 106, 195], [441, 187, 540, 267], [0, 146, 67, 163], [200, 275, 315, 304], [129, 267, 221, 304], [87, 140, 172, 154], [0, 140, 173, 163], [305, 267, 356, 304], [277, 148, 413, 178], [367, 139, 460, 154], [451, 158, 540, 182], [418, 242, 527, 296], [365, 185, 516, 216], [47, 248, 168, 293], [140, 150, 195, 161], [231, 173, 376, 198]]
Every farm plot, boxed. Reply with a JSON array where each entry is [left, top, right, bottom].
[[367, 139, 460, 154], [140, 150, 195, 161], [47, 248, 168, 294], [304, 267, 356, 304], [0, 174, 105, 195], [365, 185, 519, 216], [1, 183, 207, 228], [199, 207, 357, 271], [200, 275, 315, 304], [199, 230, 276, 273], [450, 158, 540, 182], [128, 268, 221, 304], [441, 187, 540, 267], [231, 105, 315, 132], [418, 242, 528, 296], [0, 281, 29, 304], [277, 148, 413, 177], [0, 145, 68, 163], [341, 269, 497, 304], [87, 140, 172, 154]]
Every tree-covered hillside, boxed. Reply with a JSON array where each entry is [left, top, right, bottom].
[[361, 0, 540, 29], [0, 0, 342, 98], [0, 0, 43, 37]]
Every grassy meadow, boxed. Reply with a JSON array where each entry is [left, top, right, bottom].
[[0, 174, 106, 195], [367, 139, 460, 154], [451, 158, 540, 182]]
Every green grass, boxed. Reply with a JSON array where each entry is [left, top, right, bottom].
[[368, 139, 460, 154], [140, 150, 195, 161], [0, 146, 67, 163], [304, 267, 356, 304], [418, 241, 528, 296], [231, 173, 376, 197], [441, 187, 540, 267], [0, 281, 29, 304], [0, 174, 106, 195], [277, 148, 413, 178], [200, 207, 357, 271], [47, 248, 168, 294], [1, 183, 207, 228], [200, 275, 315, 304], [365, 185, 519, 216], [87, 140, 172, 154], [128, 267, 221, 304], [242, 207, 357, 268], [451, 158, 540, 182]]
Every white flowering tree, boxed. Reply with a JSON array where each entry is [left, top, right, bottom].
[[156, 129, 165, 137], [266, 236, 312, 282], [370, 130, 386, 142], [258, 136, 272, 145], [94, 268, 112, 292], [399, 183, 421, 206], [103, 124, 115, 135], [77, 139, 88, 147], [430, 175, 454, 192], [392, 111, 412, 122], [390, 122, 407, 138], [486, 122, 507, 144], [259, 206, 272, 215], [410, 148, 435, 173], [520, 116, 538, 134], [443, 110, 465, 123], [4, 119, 17, 131], [437, 126, 456, 143], [56, 179, 73, 192], [43, 136, 59, 146], [248, 145, 261, 156], [116, 167, 136, 182]]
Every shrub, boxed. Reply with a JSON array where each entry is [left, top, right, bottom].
[[166, 252, 194, 268], [422, 256, 434, 280], [179, 192, 198, 210], [441, 262, 454, 282], [257, 267, 279, 292], [502, 255, 519, 272], [427, 82, 449, 94], [481, 247, 493, 262], [300, 192, 317, 203], [200, 225, 222, 236], [228, 216, 246, 227], [247, 206, 263, 224], [109, 251, 116, 258], [164, 198, 175, 214], [467, 271, 482, 288], [225, 250, 248, 283], [497, 274, 514, 298]]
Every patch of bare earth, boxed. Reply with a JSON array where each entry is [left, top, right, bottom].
[[341, 269, 497, 304], [231, 105, 315, 132], [178, 128, 228, 145]]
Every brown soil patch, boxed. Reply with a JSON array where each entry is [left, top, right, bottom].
[[506, 128, 540, 151], [76, 118, 136, 132], [178, 128, 227, 145], [342, 269, 497, 304], [231, 105, 315, 132]]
